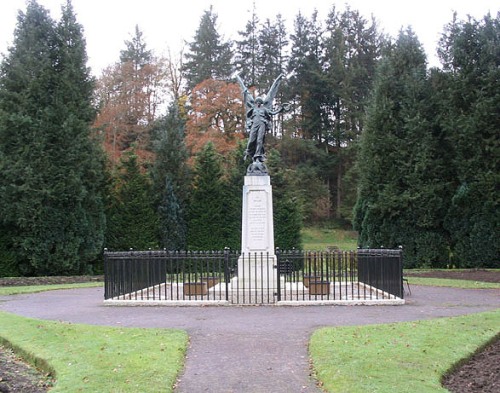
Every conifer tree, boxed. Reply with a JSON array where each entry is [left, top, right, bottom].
[[323, 6, 381, 221], [183, 6, 233, 91], [354, 29, 450, 267], [438, 13, 500, 267], [267, 150, 303, 250], [0, 0, 106, 275], [234, 3, 260, 87], [150, 103, 190, 250], [223, 141, 248, 250], [106, 152, 158, 250], [287, 11, 327, 141], [187, 142, 229, 250], [258, 15, 289, 88]]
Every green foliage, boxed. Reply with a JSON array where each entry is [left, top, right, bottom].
[[106, 152, 158, 250], [157, 176, 186, 250], [222, 141, 246, 250], [150, 104, 190, 250], [187, 142, 234, 250], [234, 5, 260, 86], [119, 24, 152, 66], [0, 225, 19, 277], [267, 150, 303, 250], [354, 29, 451, 268], [0, 1, 106, 275], [183, 6, 233, 90], [439, 13, 500, 267]]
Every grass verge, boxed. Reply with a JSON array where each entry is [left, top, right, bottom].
[[0, 311, 188, 392], [302, 227, 358, 250], [310, 309, 500, 393], [0, 282, 103, 296], [405, 277, 500, 289]]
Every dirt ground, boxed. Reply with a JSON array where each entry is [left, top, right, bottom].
[[0, 270, 498, 392]]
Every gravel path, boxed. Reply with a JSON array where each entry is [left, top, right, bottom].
[[0, 285, 498, 392]]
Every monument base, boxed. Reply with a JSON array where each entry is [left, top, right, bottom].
[[234, 254, 278, 290], [238, 174, 277, 291]]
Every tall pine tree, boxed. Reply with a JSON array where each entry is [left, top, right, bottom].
[[183, 6, 233, 91], [150, 103, 190, 250], [354, 28, 450, 267], [187, 142, 231, 250], [106, 151, 158, 250], [438, 13, 500, 267], [0, 0, 106, 275]]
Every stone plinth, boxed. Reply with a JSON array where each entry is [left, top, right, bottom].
[[237, 175, 277, 289]]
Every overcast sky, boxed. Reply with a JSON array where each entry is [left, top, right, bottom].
[[1, 0, 499, 76]]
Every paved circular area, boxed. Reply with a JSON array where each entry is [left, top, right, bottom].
[[0, 286, 498, 392]]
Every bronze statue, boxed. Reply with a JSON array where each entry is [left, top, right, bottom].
[[236, 73, 289, 175]]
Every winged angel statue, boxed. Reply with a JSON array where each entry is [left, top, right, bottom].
[[235, 73, 290, 175]]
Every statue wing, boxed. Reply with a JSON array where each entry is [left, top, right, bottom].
[[235, 74, 254, 109], [263, 74, 285, 109]]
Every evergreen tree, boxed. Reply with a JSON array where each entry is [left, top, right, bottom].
[[354, 29, 450, 267], [106, 151, 158, 250], [438, 13, 500, 267], [150, 103, 190, 250], [234, 3, 260, 86], [0, 0, 106, 275], [157, 176, 186, 250], [187, 142, 229, 250], [223, 141, 248, 250], [267, 150, 303, 250], [258, 15, 289, 88], [120, 24, 153, 67], [323, 6, 382, 221], [287, 11, 327, 142], [183, 6, 233, 91]]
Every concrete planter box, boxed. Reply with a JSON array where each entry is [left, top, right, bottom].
[[184, 282, 208, 296], [201, 277, 219, 288], [303, 276, 322, 288], [308, 281, 331, 295]]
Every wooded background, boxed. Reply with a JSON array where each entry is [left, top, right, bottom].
[[0, 1, 498, 275]]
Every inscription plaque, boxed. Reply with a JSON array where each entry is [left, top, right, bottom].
[[247, 190, 267, 249]]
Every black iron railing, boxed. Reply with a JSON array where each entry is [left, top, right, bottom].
[[104, 248, 404, 304], [357, 248, 403, 298]]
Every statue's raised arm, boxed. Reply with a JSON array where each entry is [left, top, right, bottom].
[[235, 73, 254, 109], [263, 73, 285, 109]]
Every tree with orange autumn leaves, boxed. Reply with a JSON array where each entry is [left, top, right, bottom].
[[185, 78, 246, 164], [93, 26, 165, 167]]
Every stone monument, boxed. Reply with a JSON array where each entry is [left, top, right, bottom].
[[234, 73, 289, 291]]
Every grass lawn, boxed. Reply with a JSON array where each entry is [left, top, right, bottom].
[[405, 276, 500, 289], [0, 282, 103, 296], [0, 311, 188, 392], [310, 309, 500, 393], [302, 227, 358, 250]]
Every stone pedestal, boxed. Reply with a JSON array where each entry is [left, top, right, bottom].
[[236, 175, 277, 289]]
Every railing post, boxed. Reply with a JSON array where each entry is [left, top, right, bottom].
[[103, 248, 109, 299], [399, 246, 404, 299], [276, 247, 281, 302], [224, 247, 230, 301]]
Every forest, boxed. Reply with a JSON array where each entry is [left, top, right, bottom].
[[0, 0, 498, 276]]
